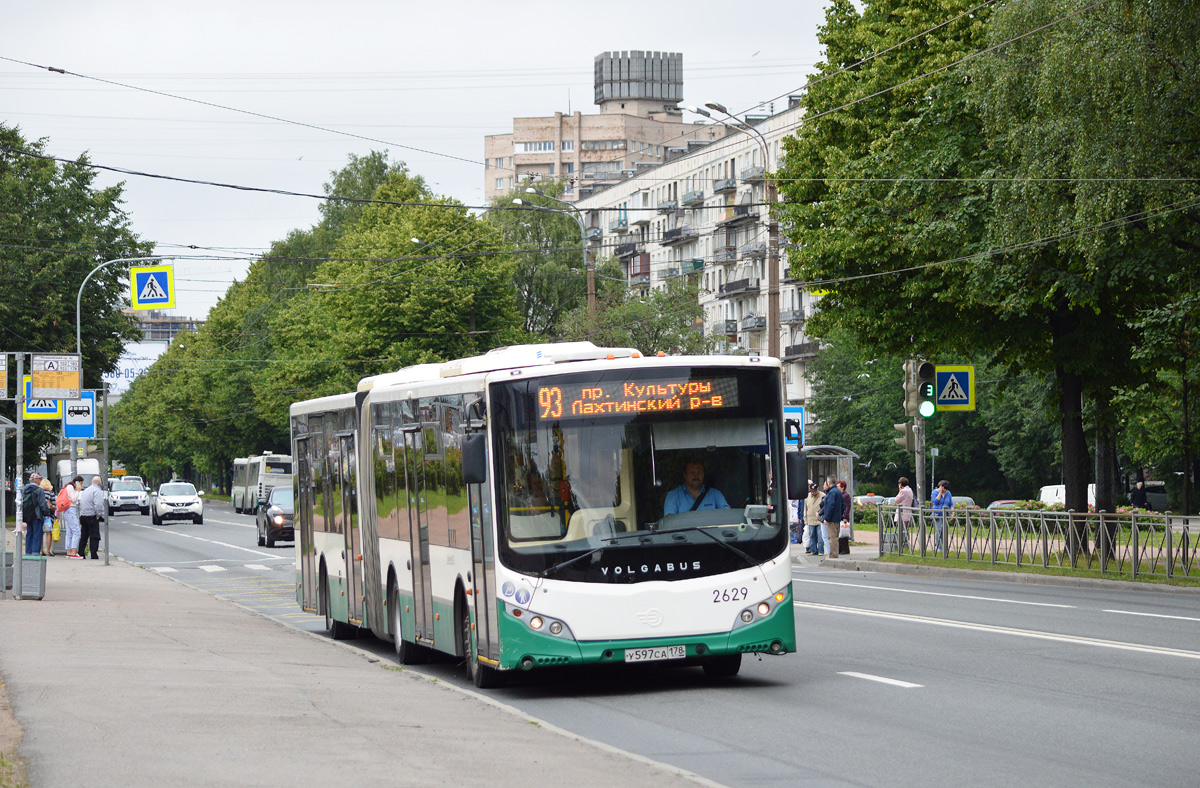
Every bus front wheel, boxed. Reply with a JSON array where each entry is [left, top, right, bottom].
[[460, 603, 502, 689], [702, 653, 742, 679]]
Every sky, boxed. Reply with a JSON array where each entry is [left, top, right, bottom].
[[4, 1, 832, 319]]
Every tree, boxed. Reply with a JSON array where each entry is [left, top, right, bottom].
[[0, 124, 151, 472]]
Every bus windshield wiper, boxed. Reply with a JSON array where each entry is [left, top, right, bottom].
[[662, 525, 760, 569], [538, 531, 646, 578]]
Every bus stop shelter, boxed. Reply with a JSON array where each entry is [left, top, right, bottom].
[[801, 445, 860, 534]]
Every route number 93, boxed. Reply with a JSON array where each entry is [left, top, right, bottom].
[[712, 587, 749, 603]]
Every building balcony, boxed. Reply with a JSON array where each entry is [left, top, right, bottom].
[[616, 242, 642, 258], [586, 227, 602, 241], [718, 278, 760, 298], [782, 341, 819, 361], [739, 315, 767, 332], [682, 189, 704, 206], [713, 246, 737, 264], [608, 217, 629, 233], [716, 320, 738, 337], [657, 200, 679, 214], [781, 309, 806, 325], [713, 177, 737, 194], [717, 204, 760, 226], [740, 241, 767, 259], [630, 274, 650, 286], [685, 258, 705, 272], [660, 267, 680, 280], [631, 213, 651, 226], [741, 165, 766, 181], [662, 226, 698, 246]]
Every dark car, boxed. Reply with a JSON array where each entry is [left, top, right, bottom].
[[257, 486, 294, 548]]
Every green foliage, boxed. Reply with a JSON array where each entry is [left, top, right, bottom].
[[0, 124, 151, 472]]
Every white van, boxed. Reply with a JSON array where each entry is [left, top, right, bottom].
[[1038, 484, 1095, 508]]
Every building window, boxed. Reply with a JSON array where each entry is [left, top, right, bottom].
[[562, 140, 574, 152], [565, 163, 575, 174], [581, 140, 627, 151], [516, 141, 555, 153], [548, 164, 555, 175], [495, 178, 504, 189]]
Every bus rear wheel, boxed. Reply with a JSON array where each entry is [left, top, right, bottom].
[[322, 570, 356, 641], [391, 586, 428, 665], [460, 602, 502, 689], [702, 653, 742, 679]]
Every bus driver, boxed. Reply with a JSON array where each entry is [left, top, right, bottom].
[[663, 460, 730, 515]]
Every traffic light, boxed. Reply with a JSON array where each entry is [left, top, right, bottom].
[[893, 421, 915, 452], [915, 361, 936, 418]]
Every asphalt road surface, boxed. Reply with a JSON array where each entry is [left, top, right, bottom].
[[108, 503, 1200, 788]]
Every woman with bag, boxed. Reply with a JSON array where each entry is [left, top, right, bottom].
[[895, 477, 914, 549], [59, 475, 84, 559], [40, 477, 55, 556]]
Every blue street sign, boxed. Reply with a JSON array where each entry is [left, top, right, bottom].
[[935, 365, 975, 411], [64, 391, 97, 439], [785, 405, 805, 446]]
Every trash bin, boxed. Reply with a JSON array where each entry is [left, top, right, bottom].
[[3, 550, 12, 590], [19, 554, 46, 600]]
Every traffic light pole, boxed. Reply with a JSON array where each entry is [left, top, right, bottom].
[[914, 416, 926, 505]]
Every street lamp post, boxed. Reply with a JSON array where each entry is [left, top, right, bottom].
[[514, 191, 596, 321], [688, 104, 781, 359]]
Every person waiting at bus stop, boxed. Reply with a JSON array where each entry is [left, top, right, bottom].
[[663, 459, 730, 515], [931, 479, 953, 553], [821, 476, 844, 558]]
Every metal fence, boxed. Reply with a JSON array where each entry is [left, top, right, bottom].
[[876, 504, 1200, 579]]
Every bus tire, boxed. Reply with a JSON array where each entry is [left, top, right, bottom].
[[322, 569, 356, 641], [702, 653, 742, 679], [391, 585, 428, 665], [460, 601, 502, 689]]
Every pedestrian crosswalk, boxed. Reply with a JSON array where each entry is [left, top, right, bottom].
[[152, 562, 287, 574]]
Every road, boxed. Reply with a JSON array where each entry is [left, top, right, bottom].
[[108, 503, 1200, 788]]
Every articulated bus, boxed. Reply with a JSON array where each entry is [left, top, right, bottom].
[[232, 453, 293, 514], [290, 342, 799, 687]]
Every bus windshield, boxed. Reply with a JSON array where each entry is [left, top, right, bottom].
[[490, 365, 786, 582]]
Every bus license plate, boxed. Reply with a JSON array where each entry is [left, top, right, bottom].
[[625, 645, 686, 663]]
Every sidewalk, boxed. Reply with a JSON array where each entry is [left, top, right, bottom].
[[0, 535, 712, 788], [789, 525, 879, 565]]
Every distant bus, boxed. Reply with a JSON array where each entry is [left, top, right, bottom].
[[233, 453, 293, 514], [290, 342, 799, 687]]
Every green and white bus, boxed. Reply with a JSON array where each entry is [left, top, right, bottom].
[[232, 453, 293, 514], [290, 342, 799, 687]]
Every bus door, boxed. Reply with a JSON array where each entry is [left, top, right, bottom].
[[466, 402, 498, 662], [401, 414, 434, 647], [338, 431, 363, 626], [295, 437, 318, 612]]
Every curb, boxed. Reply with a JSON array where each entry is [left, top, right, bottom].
[[794, 554, 1200, 595]]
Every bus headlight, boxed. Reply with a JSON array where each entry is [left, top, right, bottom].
[[530, 616, 544, 630], [740, 610, 754, 623], [549, 621, 562, 635], [757, 602, 771, 616]]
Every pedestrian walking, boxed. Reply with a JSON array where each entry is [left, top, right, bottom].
[[931, 479, 953, 553], [78, 475, 106, 560], [1129, 481, 1148, 510], [821, 476, 844, 558], [20, 472, 51, 556], [58, 475, 84, 559], [802, 483, 825, 555]]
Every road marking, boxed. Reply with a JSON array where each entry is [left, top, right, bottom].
[[244, 564, 272, 571], [839, 672, 923, 688], [152, 567, 177, 574], [199, 565, 226, 573], [792, 577, 1074, 608], [1104, 609, 1200, 623], [131, 523, 276, 557], [805, 602, 1200, 661]]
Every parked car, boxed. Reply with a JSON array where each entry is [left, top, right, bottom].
[[152, 481, 204, 525], [953, 496, 977, 508], [256, 485, 294, 548], [986, 499, 1023, 510], [853, 494, 887, 506], [108, 480, 150, 516]]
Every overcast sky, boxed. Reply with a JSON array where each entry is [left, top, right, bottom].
[[4, 1, 831, 319]]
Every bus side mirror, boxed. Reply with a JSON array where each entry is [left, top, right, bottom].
[[785, 452, 805, 501], [462, 434, 487, 485]]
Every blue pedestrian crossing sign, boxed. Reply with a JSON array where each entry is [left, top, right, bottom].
[[130, 264, 175, 310], [22, 375, 62, 420], [935, 365, 975, 411]]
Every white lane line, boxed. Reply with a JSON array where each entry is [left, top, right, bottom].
[[792, 577, 1074, 608], [244, 564, 271, 571], [839, 672, 923, 688], [1104, 609, 1200, 623], [199, 565, 226, 573], [152, 567, 177, 574], [131, 523, 276, 558], [805, 602, 1200, 661]]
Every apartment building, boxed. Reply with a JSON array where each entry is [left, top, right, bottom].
[[573, 102, 819, 405], [484, 51, 727, 202]]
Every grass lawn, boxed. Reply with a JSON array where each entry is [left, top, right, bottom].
[[876, 553, 1200, 588]]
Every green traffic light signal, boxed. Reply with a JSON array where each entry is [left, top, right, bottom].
[[916, 361, 936, 417]]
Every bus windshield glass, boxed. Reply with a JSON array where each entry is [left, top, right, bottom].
[[490, 365, 786, 582]]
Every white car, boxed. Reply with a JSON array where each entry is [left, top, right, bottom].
[[152, 481, 205, 525], [108, 480, 150, 515]]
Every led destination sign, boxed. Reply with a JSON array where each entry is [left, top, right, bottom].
[[537, 378, 739, 419]]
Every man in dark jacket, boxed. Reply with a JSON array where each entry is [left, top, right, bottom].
[[21, 472, 50, 555], [820, 476, 844, 558]]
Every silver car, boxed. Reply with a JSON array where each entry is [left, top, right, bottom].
[[152, 481, 204, 525]]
